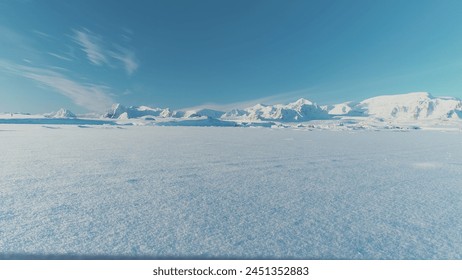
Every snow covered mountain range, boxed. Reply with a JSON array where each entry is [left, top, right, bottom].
[[2, 92, 462, 130], [102, 92, 462, 121], [323, 92, 462, 120]]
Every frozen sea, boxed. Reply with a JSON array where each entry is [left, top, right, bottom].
[[0, 125, 461, 259]]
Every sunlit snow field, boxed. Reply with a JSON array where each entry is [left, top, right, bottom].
[[1, 125, 461, 259]]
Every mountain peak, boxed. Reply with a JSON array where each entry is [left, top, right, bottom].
[[290, 98, 313, 106], [104, 103, 127, 118], [47, 108, 76, 118]]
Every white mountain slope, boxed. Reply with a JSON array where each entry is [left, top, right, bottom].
[[222, 108, 247, 118], [104, 104, 171, 119], [351, 92, 462, 120], [324, 92, 462, 121], [182, 108, 226, 119], [46, 108, 76, 118]]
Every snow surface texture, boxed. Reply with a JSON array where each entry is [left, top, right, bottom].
[[1, 125, 461, 259]]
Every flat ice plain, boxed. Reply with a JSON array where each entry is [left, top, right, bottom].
[[1, 125, 461, 259]]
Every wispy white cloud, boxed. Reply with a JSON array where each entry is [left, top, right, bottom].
[[0, 26, 135, 111], [0, 25, 37, 56], [121, 27, 134, 42], [48, 52, 73, 61], [0, 59, 114, 112], [72, 28, 139, 75], [121, 89, 135, 96], [110, 47, 139, 75], [73, 28, 108, 66], [179, 87, 318, 111], [32, 30, 52, 39]]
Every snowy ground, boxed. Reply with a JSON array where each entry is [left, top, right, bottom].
[[1, 124, 461, 259]]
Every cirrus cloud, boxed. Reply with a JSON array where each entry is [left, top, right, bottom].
[[0, 59, 114, 112], [72, 28, 139, 75]]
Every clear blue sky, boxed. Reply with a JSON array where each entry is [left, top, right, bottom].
[[2, 0, 462, 113]]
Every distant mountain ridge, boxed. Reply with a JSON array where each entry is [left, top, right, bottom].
[[101, 92, 462, 122], [103, 98, 330, 122], [2, 92, 462, 130], [103, 104, 171, 119], [232, 98, 330, 122], [24, 92, 461, 130]]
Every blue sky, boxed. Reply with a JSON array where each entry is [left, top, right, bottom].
[[2, 0, 462, 113]]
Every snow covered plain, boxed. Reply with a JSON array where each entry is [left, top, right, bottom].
[[1, 124, 461, 259]]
